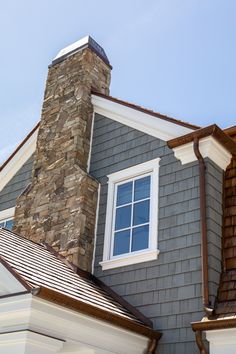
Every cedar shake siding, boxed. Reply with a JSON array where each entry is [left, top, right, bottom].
[[90, 113, 223, 354]]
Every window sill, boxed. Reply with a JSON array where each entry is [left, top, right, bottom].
[[99, 249, 160, 270]]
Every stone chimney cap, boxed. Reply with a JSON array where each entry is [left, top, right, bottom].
[[51, 35, 111, 68]]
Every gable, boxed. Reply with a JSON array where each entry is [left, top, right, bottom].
[[0, 155, 34, 212], [0, 124, 38, 193], [0, 262, 26, 296], [92, 93, 196, 141]]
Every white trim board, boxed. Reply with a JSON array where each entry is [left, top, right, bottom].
[[0, 294, 149, 354], [0, 207, 15, 222], [92, 94, 194, 141], [0, 128, 38, 193], [101, 158, 160, 270]]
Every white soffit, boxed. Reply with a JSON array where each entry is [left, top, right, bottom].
[[0, 128, 38, 193], [173, 136, 232, 170], [0, 263, 26, 297], [92, 95, 194, 141]]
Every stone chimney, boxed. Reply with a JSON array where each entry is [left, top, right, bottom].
[[13, 36, 111, 271]]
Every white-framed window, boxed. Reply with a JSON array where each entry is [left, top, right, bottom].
[[100, 158, 160, 270], [0, 207, 15, 230]]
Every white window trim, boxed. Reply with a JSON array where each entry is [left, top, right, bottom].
[[100, 158, 160, 270], [0, 207, 15, 225]]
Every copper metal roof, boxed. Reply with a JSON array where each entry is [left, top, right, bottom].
[[0, 228, 161, 339]]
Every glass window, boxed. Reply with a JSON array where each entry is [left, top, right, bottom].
[[0, 219, 14, 230], [112, 175, 151, 256]]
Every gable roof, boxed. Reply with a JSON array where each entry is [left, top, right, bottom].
[[92, 91, 200, 130], [0, 123, 39, 193], [0, 228, 161, 340], [91, 92, 199, 141]]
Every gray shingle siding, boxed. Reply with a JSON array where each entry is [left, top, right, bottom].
[[0, 155, 34, 212], [89, 113, 219, 353]]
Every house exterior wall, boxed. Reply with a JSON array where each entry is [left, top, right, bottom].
[[90, 113, 205, 354], [0, 113, 224, 353], [0, 155, 34, 212]]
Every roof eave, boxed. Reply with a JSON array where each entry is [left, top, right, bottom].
[[168, 124, 236, 155], [192, 317, 236, 332], [35, 286, 162, 341]]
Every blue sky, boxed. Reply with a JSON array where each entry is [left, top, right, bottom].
[[0, 0, 236, 162]]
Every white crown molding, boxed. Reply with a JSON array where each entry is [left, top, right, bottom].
[[173, 136, 232, 170], [0, 128, 38, 193], [92, 95, 194, 141]]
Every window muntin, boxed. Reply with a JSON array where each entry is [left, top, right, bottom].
[[112, 174, 151, 257], [100, 158, 160, 270], [0, 219, 14, 230]]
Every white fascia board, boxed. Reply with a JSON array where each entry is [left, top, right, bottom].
[[0, 207, 15, 222], [173, 136, 232, 170], [0, 128, 38, 193], [30, 297, 148, 354], [0, 294, 148, 354], [0, 263, 26, 297], [92, 95, 194, 141]]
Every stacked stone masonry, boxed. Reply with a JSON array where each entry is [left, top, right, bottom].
[[13, 48, 111, 271]]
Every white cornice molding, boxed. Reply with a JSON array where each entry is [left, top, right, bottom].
[[0, 294, 148, 354], [92, 95, 194, 141], [173, 136, 232, 170], [0, 128, 38, 193]]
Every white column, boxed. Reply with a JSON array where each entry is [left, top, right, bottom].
[[206, 328, 236, 354]]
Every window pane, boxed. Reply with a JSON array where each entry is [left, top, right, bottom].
[[5, 219, 13, 230], [116, 182, 132, 206], [113, 230, 130, 256], [0, 222, 5, 228], [132, 225, 149, 252], [134, 176, 150, 201], [115, 205, 131, 230], [133, 200, 150, 226]]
